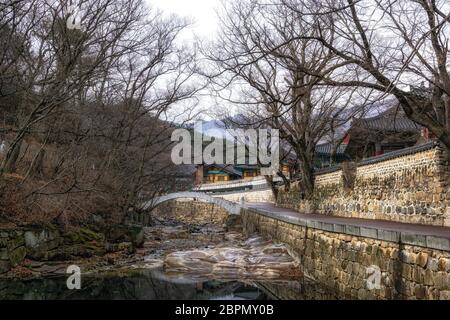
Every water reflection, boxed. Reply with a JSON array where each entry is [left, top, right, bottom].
[[255, 279, 340, 300], [0, 269, 273, 300], [0, 267, 341, 300]]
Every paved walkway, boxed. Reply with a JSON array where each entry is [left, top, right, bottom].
[[245, 203, 450, 250]]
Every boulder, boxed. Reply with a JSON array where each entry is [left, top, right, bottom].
[[24, 229, 62, 260], [63, 228, 104, 245], [9, 246, 26, 266], [106, 225, 144, 249], [51, 243, 105, 260], [24, 227, 107, 260], [163, 236, 302, 280], [6, 233, 25, 252], [0, 231, 27, 271]]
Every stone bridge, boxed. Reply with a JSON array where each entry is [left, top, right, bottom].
[[142, 191, 242, 215]]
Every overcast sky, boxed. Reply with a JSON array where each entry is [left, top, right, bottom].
[[147, 0, 221, 41], [146, 0, 228, 122]]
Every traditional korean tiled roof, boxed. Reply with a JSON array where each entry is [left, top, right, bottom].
[[315, 142, 348, 155], [315, 141, 438, 175], [204, 164, 243, 177], [234, 164, 259, 170], [354, 107, 421, 133], [356, 141, 437, 166]]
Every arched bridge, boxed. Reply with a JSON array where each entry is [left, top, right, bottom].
[[142, 191, 242, 215]]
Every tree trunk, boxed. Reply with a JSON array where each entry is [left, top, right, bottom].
[[1, 138, 23, 173], [27, 148, 45, 179], [277, 171, 291, 192], [298, 149, 315, 200], [264, 175, 279, 202]]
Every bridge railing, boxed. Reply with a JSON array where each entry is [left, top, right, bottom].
[[192, 176, 284, 194], [141, 191, 243, 215]]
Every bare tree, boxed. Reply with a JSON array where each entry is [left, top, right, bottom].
[[282, 0, 450, 160], [206, 0, 364, 198], [0, 0, 202, 224]]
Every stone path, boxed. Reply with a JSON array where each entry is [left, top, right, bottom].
[[245, 203, 450, 251]]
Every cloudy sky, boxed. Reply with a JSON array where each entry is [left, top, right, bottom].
[[146, 0, 227, 122], [148, 0, 221, 41]]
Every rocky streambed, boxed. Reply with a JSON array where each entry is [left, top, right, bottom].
[[0, 224, 146, 279], [163, 234, 302, 281], [1, 214, 305, 299], [139, 215, 303, 282]]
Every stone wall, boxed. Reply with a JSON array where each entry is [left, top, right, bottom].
[[1, 227, 103, 274], [151, 200, 231, 226], [242, 208, 450, 300], [277, 142, 450, 226], [0, 230, 26, 274], [216, 189, 275, 204], [0, 225, 144, 275]]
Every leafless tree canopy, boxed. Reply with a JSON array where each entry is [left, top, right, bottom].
[[205, 0, 449, 198], [0, 0, 201, 225], [206, 0, 372, 198], [1, 0, 448, 218], [281, 0, 450, 154]]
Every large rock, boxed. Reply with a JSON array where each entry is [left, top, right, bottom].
[[1, 223, 140, 266], [163, 236, 302, 280], [63, 228, 104, 245], [0, 230, 27, 272], [106, 225, 144, 249], [24, 229, 61, 260], [6, 232, 25, 251], [9, 246, 26, 266], [50, 228, 106, 259], [24, 227, 106, 260]]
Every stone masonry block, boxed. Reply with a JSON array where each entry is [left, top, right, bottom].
[[377, 230, 400, 243], [333, 224, 346, 233], [322, 223, 334, 232], [401, 233, 427, 247], [345, 225, 361, 236], [426, 236, 450, 252], [360, 227, 378, 239]]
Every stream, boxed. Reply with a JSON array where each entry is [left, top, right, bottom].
[[0, 268, 338, 300], [0, 217, 338, 300]]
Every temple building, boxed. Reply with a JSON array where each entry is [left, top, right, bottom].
[[195, 164, 242, 184], [192, 161, 293, 185], [314, 106, 427, 167], [344, 107, 422, 160], [181, 105, 429, 185]]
